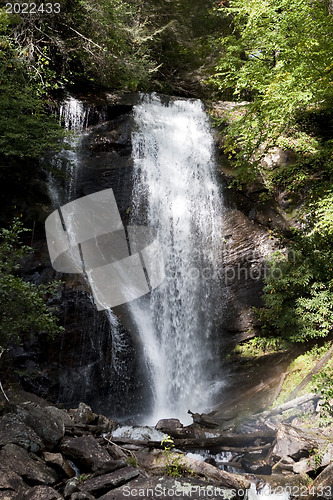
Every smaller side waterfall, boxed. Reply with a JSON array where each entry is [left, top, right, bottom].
[[47, 94, 143, 417], [59, 96, 90, 131], [47, 95, 89, 206]]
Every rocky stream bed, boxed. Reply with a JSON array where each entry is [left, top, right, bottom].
[[0, 392, 332, 500]]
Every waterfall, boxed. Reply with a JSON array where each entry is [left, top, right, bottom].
[[46, 95, 88, 206], [47, 92, 225, 423], [130, 94, 224, 423], [59, 95, 90, 131]]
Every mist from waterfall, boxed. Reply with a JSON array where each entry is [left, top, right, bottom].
[[130, 94, 224, 424]]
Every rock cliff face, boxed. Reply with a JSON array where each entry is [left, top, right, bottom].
[[7, 93, 291, 416]]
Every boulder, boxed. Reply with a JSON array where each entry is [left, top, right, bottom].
[[267, 424, 318, 464], [81, 467, 140, 496], [104, 441, 128, 461], [305, 463, 333, 499], [71, 403, 97, 425], [155, 418, 197, 439], [156, 418, 183, 433], [155, 419, 199, 439], [0, 443, 58, 485], [64, 478, 80, 498], [14, 403, 65, 448], [95, 414, 118, 434], [46, 406, 73, 427], [292, 442, 333, 474], [0, 465, 28, 498], [60, 435, 125, 472], [187, 410, 220, 428], [98, 476, 243, 500], [241, 451, 272, 474], [23, 485, 64, 499], [0, 493, 17, 499], [0, 413, 43, 452], [255, 473, 310, 496]]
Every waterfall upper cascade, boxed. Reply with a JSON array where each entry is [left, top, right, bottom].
[[130, 94, 224, 424]]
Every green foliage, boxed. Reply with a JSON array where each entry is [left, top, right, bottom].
[[126, 456, 137, 468], [313, 366, 333, 424], [1, 1, 227, 95], [257, 196, 333, 343], [0, 219, 63, 349], [161, 435, 192, 477], [233, 336, 284, 358], [273, 344, 332, 406], [212, 0, 333, 172], [0, 20, 65, 211], [308, 447, 326, 472], [0, 0, 156, 91], [0, 35, 64, 152], [78, 474, 90, 483], [142, 0, 227, 95]]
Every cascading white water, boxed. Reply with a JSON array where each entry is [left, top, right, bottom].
[[130, 94, 224, 423], [59, 95, 90, 131], [48, 95, 125, 388]]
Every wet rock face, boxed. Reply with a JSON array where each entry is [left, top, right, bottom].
[[11, 289, 148, 419], [219, 208, 280, 342], [76, 113, 134, 220]]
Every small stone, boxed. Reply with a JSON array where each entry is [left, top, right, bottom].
[[70, 493, 95, 500], [64, 478, 80, 498], [43, 452, 76, 478]]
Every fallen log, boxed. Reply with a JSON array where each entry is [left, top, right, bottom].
[[286, 343, 333, 402], [112, 430, 276, 450], [172, 430, 276, 449], [111, 437, 273, 454], [111, 438, 164, 449], [258, 392, 320, 420], [187, 410, 220, 428], [135, 448, 251, 490]]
